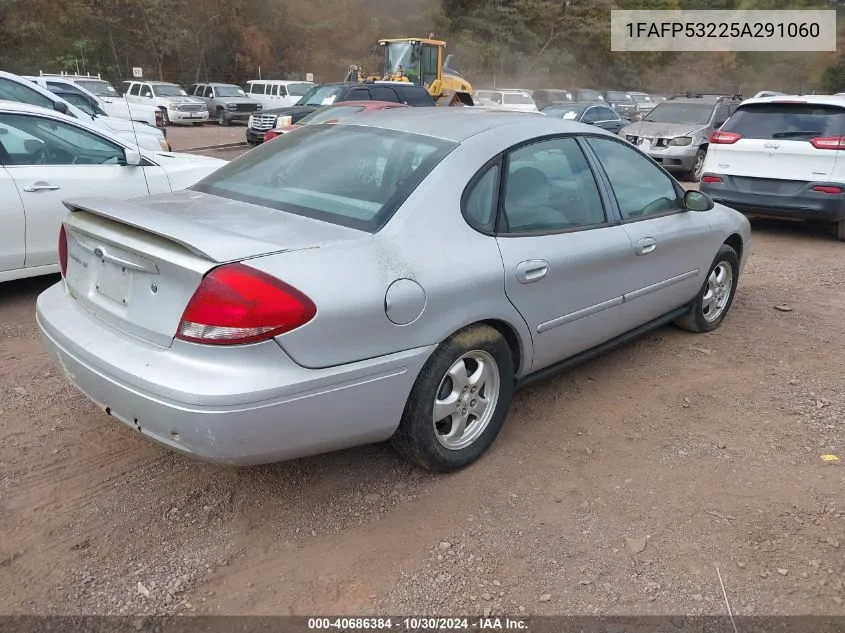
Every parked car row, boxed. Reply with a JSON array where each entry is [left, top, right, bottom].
[[474, 88, 664, 121]]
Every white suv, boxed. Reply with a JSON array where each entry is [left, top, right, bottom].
[[121, 80, 208, 126], [700, 95, 845, 240]]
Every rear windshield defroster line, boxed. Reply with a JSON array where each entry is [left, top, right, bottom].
[[191, 124, 458, 232]]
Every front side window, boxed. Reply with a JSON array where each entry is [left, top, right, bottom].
[[0, 78, 55, 110], [502, 137, 606, 233], [204, 86, 214, 98], [372, 86, 400, 103], [192, 124, 457, 232], [139, 84, 153, 98], [0, 113, 125, 166], [129, 83, 141, 96], [582, 108, 600, 123], [587, 137, 681, 220], [595, 106, 618, 121]]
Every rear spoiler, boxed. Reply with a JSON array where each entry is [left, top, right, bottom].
[[63, 197, 288, 263]]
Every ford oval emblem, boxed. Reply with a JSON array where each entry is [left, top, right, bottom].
[[94, 247, 104, 258]]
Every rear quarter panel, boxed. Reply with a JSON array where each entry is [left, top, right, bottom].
[[247, 129, 540, 375]]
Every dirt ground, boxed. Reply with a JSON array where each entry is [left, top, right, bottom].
[[1, 131, 844, 617]]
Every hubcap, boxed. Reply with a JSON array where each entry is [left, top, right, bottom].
[[432, 351, 500, 451], [702, 261, 733, 322], [693, 154, 705, 180]]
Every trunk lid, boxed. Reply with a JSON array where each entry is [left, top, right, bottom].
[[61, 191, 365, 347], [709, 101, 845, 183]]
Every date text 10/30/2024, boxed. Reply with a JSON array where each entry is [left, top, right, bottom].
[[307, 617, 529, 630]]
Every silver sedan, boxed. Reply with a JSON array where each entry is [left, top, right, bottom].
[[36, 108, 751, 472]]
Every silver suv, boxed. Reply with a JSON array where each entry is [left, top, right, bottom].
[[188, 83, 262, 126], [619, 93, 742, 182]]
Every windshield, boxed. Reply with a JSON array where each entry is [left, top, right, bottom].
[[192, 125, 456, 232], [76, 80, 118, 97], [642, 102, 714, 125], [578, 89, 604, 101], [151, 84, 187, 97], [606, 91, 634, 103], [631, 94, 652, 103], [296, 84, 345, 106], [543, 105, 586, 119], [384, 42, 420, 79], [722, 103, 845, 140], [215, 85, 246, 97], [502, 93, 534, 105], [299, 105, 367, 125], [544, 90, 572, 101], [287, 82, 313, 96]]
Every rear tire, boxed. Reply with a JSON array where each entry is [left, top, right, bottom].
[[675, 244, 739, 333], [391, 324, 514, 472]]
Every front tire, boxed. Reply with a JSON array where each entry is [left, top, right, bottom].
[[159, 108, 169, 127], [675, 244, 739, 333], [217, 109, 229, 126], [391, 324, 514, 472], [685, 148, 706, 182]]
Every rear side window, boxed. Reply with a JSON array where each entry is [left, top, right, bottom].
[[721, 103, 845, 140], [372, 86, 400, 103], [401, 87, 434, 107], [192, 124, 457, 232]]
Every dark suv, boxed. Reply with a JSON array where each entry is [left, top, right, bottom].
[[246, 81, 435, 144]]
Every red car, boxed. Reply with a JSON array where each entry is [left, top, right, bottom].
[[263, 100, 409, 141]]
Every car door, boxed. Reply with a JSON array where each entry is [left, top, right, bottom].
[[592, 106, 625, 134], [585, 136, 716, 325], [488, 136, 636, 373], [126, 82, 141, 103], [0, 166, 26, 275], [0, 112, 152, 268], [202, 85, 214, 114], [137, 83, 154, 104]]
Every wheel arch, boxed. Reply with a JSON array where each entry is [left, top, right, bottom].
[[723, 232, 744, 262]]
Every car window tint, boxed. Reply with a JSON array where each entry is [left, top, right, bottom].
[[596, 106, 617, 120], [503, 137, 606, 233], [345, 88, 371, 101], [401, 87, 432, 106], [587, 137, 681, 220], [582, 108, 600, 123], [463, 164, 499, 231], [192, 125, 457, 232], [129, 83, 141, 96], [721, 103, 845, 140], [0, 113, 125, 166], [278, 85, 287, 96], [0, 78, 55, 110], [372, 86, 400, 103], [139, 85, 152, 98]]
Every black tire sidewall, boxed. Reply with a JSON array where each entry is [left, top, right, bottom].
[[690, 244, 739, 332], [393, 325, 514, 472], [160, 108, 169, 126]]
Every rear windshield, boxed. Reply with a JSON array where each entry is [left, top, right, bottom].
[[191, 125, 457, 232], [502, 93, 534, 105], [296, 85, 344, 106], [299, 105, 366, 124], [642, 102, 714, 125], [721, 103, 845, 140], [542, 105, 586, 119]]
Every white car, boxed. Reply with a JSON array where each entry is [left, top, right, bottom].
[[121, 80, 208, 126], [700, 95, 845, 240], [244, 79, 315, 109], [1, 70, 169, 152], [473, 89, 539, 113], [0, 101, 225, 283], [28, 73, 162, 129]]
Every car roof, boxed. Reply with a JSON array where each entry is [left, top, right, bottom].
[[204, 83, 241, 87], [545, 101, 604, 107], [331, 106, 602, 142], [738, 94, 845, 107], [248, 79, 313, 84]]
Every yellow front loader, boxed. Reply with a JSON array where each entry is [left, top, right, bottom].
[[344, 37, 474, 106]]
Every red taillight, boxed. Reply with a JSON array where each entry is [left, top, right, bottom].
[[176, 263, 316, 345], [812, 185, 843, 194], [702, 176, 722, 184], [709, 130, 741, 144], [810, 136, 845, 150], [58, 225, 68, 278]]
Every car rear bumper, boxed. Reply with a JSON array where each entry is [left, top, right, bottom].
[[36, 283, 434, 466], [701, 176, 845, 222]]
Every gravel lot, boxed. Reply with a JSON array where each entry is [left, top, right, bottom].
[[1, 126, 844, 616]]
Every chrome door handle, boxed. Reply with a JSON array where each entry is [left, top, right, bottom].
[[22, 182, 61, 192], [515, 260, 550, 284], [636, 237, 657, 255]]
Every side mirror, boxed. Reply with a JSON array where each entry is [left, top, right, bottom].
[[53, 101, 69, 115], [684, 189, 714, 211], [122, 148, 142, 166]]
